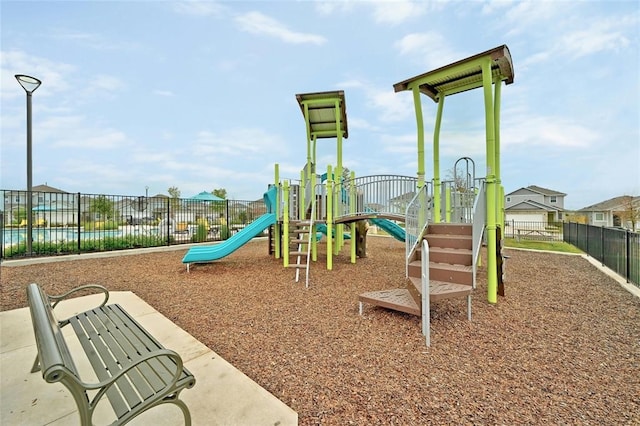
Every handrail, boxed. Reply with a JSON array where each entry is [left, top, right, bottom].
[[405, 182, 433, 273], [471, 180, 487, 289]]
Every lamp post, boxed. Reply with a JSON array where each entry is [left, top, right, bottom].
[[15, 74, 42, 256], [145, 186, 149, 198]]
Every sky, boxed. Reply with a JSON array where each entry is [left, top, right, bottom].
[[1, 0, 638, 210]]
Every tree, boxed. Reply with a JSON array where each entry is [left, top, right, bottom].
[[444, 167, 472, 192], [90, 195, 114, 220], [167, 186, 181, 199], [167, 186, 181, 211], [212, 188, 227, 199], [619, 195, 640, 230]]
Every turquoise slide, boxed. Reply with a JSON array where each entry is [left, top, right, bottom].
[[182, 213, 276, 264], [368, 217, 406, 242], [315, 223, 350, 239]]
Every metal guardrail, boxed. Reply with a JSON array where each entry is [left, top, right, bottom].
[[338, 175, 418, 219], [564, 222, 639, 288]]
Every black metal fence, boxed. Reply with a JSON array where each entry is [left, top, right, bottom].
[[504, 220, 563, 241], [1, 190, 267, 259], [563, 222, 640, 288]]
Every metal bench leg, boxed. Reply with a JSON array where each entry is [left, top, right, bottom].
[[358, 301, 363, 316]]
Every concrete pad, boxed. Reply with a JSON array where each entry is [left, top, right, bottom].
[[1, 291, 297, 425]]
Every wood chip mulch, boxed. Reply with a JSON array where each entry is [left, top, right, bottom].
[[2, 237, 639, 425]]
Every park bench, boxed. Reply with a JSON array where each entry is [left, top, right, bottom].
[[27, 283, 196, 425]]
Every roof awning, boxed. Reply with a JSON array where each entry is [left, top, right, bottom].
[[295, 90, 348, 139], [393, 45, 514, 101]]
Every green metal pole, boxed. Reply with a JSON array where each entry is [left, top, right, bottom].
[[335, 99, 344, 252], [411, 86, 425, 190], [326, 165, 333, 270], [433, 96, 445, 223], [350, 170, 356, 264], [445, 186, 451, 223], [274, 163, 281, 259], [494, 80, 504, 230], [482, 59, 498, 304], [283, 180, 290, 267]]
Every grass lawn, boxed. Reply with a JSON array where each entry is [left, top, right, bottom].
[[504, 238, 583, 254]]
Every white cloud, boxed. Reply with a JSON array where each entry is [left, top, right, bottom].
[[560, 19, 632, 59], [394, 32, 462, 69], [153, 89, 174, 97], [502, 115, 598, 149], [193, 128, 288, 157], [51, 29, 141, 51], [235, 11, 327, 45], [371, 0, 427, 25], [173, 0, 226, 17]]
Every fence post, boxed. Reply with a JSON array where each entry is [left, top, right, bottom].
[[626, 230, 631, 283], [166, 197, 171, 246], [77, 192, 82, 252], [601, 225, 604, 266]]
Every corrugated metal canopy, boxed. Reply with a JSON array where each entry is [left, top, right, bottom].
[[296, 90, 348, 139], [393, 45, 514, 101]]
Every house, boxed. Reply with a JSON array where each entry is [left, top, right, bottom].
[[577, 195, 640, 230], [504, 185, 567, 223], [2, 184, 79, 226]]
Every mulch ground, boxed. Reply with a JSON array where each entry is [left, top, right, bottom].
[[2, 237, 639, 425]]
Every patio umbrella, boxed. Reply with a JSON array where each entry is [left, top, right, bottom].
[[188, 191, 224, 201]]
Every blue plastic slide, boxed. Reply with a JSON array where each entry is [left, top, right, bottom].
[[315, 223, 350, 239], [368, 217, 406, 242], [182, 213, 276, 265]]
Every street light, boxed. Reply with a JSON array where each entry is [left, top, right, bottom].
[[15, 74, 42, 255]]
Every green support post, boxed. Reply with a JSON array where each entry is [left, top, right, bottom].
[[445, 186, 451, 223], [433, 96, 445, 223], [326, 165, 333, 270], [411, 87, 426, 190], [274, 164, 281, 259], [482, 59, 498, 304], [283, 180, 290, 268], [350, 170, 356, 264]]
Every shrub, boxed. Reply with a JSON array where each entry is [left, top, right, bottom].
[[219, 224, 231, 240], [191, 223, 209, 243]]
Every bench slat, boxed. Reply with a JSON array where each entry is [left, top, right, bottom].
[[109, 306, 192, 388], [71, 313, 136, 418], [85, 309, 156, 404], [104, 307, 172, 393]]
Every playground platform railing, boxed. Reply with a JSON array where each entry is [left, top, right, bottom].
[[337, 175, 418, 220]]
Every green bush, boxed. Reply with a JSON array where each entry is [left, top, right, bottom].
[[219, 224, 231, 240], [191, 223, 209, 243]]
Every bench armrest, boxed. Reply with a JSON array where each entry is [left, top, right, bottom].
[[49, 284, 109, 309], [80, 349, 187, 404]]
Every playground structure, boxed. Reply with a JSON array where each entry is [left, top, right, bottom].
[[182, 45, 514, 343]]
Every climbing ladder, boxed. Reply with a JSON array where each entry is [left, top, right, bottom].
[[288, 219, 314, 287]]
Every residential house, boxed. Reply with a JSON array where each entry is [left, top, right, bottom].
[[504, 185, 567, 224], [2, 184, 78, 226], [577, 195, 640, 230]]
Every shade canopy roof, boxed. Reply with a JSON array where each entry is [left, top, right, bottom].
[[393, 45, 514, 102], [188, 191, 224, 201], [295, 90, 348, 139]]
